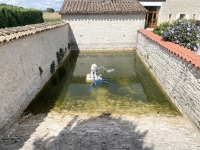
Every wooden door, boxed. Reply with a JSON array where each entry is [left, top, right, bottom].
[[147, 11, 158, 28]]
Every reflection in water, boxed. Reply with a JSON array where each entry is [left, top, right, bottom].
[[24, 50, 180, 117]]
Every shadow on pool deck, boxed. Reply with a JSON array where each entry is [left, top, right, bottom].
[[32, 114, 153, 150]]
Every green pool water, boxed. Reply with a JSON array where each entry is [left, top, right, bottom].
[[24, 50, 180, 117]]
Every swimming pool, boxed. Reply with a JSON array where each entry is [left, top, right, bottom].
[[24, 50, 180, 117]]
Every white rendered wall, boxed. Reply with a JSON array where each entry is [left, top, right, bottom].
[[137, 32, 200, 129], [159, 0, 200, 23], [62, 14, 145, 50], [0, 25, 69, 131]]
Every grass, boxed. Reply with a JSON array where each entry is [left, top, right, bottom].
[[43, 12, 61, 22], [44, 18, 61, 22]]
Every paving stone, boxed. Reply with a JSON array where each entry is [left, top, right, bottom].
[[0, 113, 200, 150]]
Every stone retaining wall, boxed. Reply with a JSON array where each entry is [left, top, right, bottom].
[[0, 21, 70, 132], [137, 29, 200, 129]]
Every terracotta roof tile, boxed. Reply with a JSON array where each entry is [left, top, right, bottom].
[[138, 29, 200, 69], [0, 21, 67, 44], [59, 0, 147, 14]]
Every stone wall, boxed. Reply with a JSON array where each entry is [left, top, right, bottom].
[[137, 29, 200, 129], [0, 22, 70, 131], [159, 0, 200, 23], [61, 14, 145, 50]]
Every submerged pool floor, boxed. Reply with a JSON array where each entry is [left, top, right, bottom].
[[25, 50, 180, 117]]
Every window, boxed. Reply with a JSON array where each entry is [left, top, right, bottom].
[[180, 14, 185, 19], [169, 14, 172, 19]]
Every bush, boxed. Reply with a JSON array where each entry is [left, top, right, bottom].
[[153, 22, 170, 36], [179, 18, 196, 24], [0, 4, 44, 28], [161, 19, 200, 52]]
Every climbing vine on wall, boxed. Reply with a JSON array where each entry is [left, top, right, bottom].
[[50, 61, 55, 74], [38, 67, 43, 76]]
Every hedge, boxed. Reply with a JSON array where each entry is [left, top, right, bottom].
[[0, 4, 44, 28]]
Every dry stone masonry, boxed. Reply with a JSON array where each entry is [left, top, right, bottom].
[[137, 29, 200, 130]]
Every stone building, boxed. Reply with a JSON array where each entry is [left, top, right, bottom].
[[139, 0, 200, 28], [59, 0, 147, 50]]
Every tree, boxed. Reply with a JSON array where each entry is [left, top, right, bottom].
[[46, 7, 54, 13]]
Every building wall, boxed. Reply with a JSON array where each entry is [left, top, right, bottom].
[[159, 0, 200, 23], [62, 14, 145, 50], [137, 31, 200, 129], [0, 25, 70, 131]]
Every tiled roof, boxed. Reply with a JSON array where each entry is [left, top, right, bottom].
[[59, 0, 147, 14], [138, 29, 200, 68], [0, 21, 67, 44]]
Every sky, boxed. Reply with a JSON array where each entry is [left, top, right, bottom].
[[0, 0, 64, 11]]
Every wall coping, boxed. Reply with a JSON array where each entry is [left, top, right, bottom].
[[0, 21, 68, 44], [138, 29, 200, 68]]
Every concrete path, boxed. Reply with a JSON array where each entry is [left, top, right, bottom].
[[0, 112, 200, 150]]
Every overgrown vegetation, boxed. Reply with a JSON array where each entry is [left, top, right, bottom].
[[153, 19, 197, 36], [50, 61, 55, 74], [0, 4, 43, 28], [39, 67, 43, 76], [56, 52, 61, 64], [59, 48, 65, 61], [56, 48, 65, 64], [161, 19, 200, 52], [153, 22, 170, 36]]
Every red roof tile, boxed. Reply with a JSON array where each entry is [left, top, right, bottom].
[[138, 29, 200, 69], [59, 0, 147, 14]]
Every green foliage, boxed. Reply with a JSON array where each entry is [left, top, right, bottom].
[[0, 4, 43, 28], [56, 51, 61, 64], [153, 22, 170, 36], [161, 19, 200, 52], [46, 8, 54, 13], [59, 48, 65, 60], [177, 18, 196, 24], [39, 67, 43, 76], [50, 61, 55, 74], [44, 18, 61, 22], [57, 48, 65, 64]]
